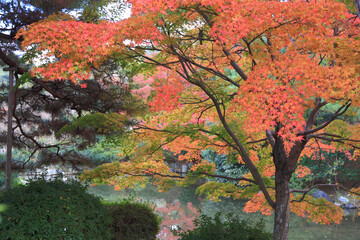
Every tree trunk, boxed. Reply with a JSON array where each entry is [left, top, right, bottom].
[[273, 170, 291, 240], [272, 130, 292, 240], [4, 67, 16, 190], [355, 0, 360, 19]]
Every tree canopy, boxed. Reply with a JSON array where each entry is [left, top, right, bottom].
[[17, 0, 360, 239]]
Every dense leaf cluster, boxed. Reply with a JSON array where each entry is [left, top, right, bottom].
[[0, 178, 112, 239], [105, 199, 161, 240], [291, 150, 360, 190], [174, 212, 272, 240], [0, 178, 162, 239]]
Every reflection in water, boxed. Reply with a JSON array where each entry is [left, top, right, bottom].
[[88, 184, 360, 240], [155, 201, 199, 240]]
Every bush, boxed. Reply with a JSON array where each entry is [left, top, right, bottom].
[[290, 151, 360, 190], [0, 178, 111, 240], [104, 199, 161, 240], [174, 212, 272, 240]]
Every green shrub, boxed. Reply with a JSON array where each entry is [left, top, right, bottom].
[[290, 150, 360, 190], [0, 203, 7, 224], [174, 212, 272, 240], [104, 199, 161, 240], [0, 178, 111, 240], [202, 149, 249, 183]]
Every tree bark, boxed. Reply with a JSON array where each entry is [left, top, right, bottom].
[[273, 132, 292, 240], [4, 67, 17, 190], [355, 0, 360, 19], [273, 170, 291, 240]]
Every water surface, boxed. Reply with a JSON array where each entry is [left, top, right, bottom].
[[88, 184, 360, 240]]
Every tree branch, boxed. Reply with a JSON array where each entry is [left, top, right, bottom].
[[124, 170, 257, 184], [196, 172, 256, 184], [290, 184, 360, 203], [186, 71, 275, 208], [355, 0, 360, 19], [304, 99, 327, 133], [309, 136, 360, 149], [196, 9, 248, 81], [266, 130, 275, 148], [298, 101, 351, 136], [0, 32, 14, 40]]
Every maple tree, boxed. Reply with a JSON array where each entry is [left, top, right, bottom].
[[17, 0, 360, 239]]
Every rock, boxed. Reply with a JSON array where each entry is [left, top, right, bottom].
[[338, 196, 349, 204], [343, 208, 356, 216], [170, 224, 181, 231], [344, 203, 357, 209], [313, 190, 331, 202]]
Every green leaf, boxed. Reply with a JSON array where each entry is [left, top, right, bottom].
[[15, 72, 32, 90]]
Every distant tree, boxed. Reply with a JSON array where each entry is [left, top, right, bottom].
[[0, 0, 140, 172]]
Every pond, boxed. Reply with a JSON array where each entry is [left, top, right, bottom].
[[88, 184, 360, 240]]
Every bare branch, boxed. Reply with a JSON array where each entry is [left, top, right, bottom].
[[291, 184, 360, 203], [0, 32, 14, 40], [196, 172, 257, 184], [298, 101, 351, 136], [266, 130, 275, 148], [123, 171, 185, 179], [196, 9, 248, 81], [309, 134, 360, 143], [123, 170, 257, 184], [304, 99, 327, 133], [309, 136, 360, 149], [246, 137, 268, 144]]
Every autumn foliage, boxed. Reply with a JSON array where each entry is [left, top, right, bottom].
[[17, 0, 360, 238]]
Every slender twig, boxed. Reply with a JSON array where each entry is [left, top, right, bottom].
[[290, 184, 360, 203]]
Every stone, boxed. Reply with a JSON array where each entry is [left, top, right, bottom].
[[344, 203, 357, 209], [313, 190, 331, 202], [343, 208, 356, 216], [170, 224, 181, 231], [338, 196, 350, 204]]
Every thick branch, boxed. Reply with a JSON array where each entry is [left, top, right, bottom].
[[186, 74, 275, 208], [266, 130, 275, 148], [0, 32, 14, 40], [298, 101, 351, 136], [355, 0, 360, 19], [0, 48, 22, 69], [304, 99, 327, 133]]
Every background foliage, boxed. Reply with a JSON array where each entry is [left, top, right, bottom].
[[104, 199, 161, 240], [0, 178, 112, 240], [174, 212, 272, 240]]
